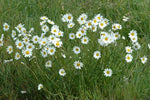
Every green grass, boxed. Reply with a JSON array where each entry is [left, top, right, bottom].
[[0, 0, 150, 99]]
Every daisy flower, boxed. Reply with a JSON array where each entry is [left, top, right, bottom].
[[0, 39, 3, 46], [15, 23, 24, 33], [51, 25, 59, 35], [47, 46, 56, 55], [7, 45, 13, 54], [99, 21, 107, 29], [92, 18, 98, 26], [132, 42, 141, 50], [113, 32, 120, 40], [40, 20, 46, 26], [86, 20, 92, 29], [66, 13, 73, 22], [38, 84, 43, 90], [54, 39, 63, 48], [104, 68, 112, 77], [67, 22, 75, 28], [39, 38, 47, 46], [42, 25, 49, 33], [125, 46, 133, 53], [77, 13, 87, 25], [91, 25, 97, 32], [128, 30, 137, 38], [73, 46, 81, 54], [125, 54, 133, 63], [93, 51, 101, 59], [45, 60, 52, 67], [15, 52, 21, 60], [47, 19, 55, 25], [40, 16, 48, 21], [76, 32, 82, 39], [141, 56, 147, 64], [32, 35, 39, 44], [81, 36, 89, 44], [59, 69, 66, 76], [56, 31, 64, 37], [95, 14, 103, 22], [22, 49, 32, 58], [23, 37, 30, 44], [11, 30, 17, 38], [130, 36, 138, 43], [69, 33, 75, 40], [15, 40, 24, 49], [123, 16, 129, 22], [26, 43, 35, 50], [41, 49, 48, 58], [74, 61, 83, 69], [48, 35, 56, 43], [3, 23, 9, 31]]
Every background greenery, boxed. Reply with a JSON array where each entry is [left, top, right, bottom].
[[0, 0, 150, 99]]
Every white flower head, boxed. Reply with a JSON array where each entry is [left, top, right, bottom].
[[125, 54, 133, 63], [59, 69, 66, 76], [93, 51, 101, 59], [81, 36, 89, 44], [42, 25, 49, 33], [141, 56, 147, 64], [7, 45, 13, 54], [15, 52, 21, 60], [45, 60, 52, 67], [15, 40, 24, 49], [22, 49, 32, 58], [69, 33, 75, 40], [123, 16, 129, 22], [73, 46, 81, 54], [74, 61, 83, 69], [104, 68, 112, 77], [67, 22, 75, 28], [38, 84, 43, 90], [125, 46, 133, 53], [0, 39, 4, 46], [32, 35, 39, 44], [3, 23, 9, 31]]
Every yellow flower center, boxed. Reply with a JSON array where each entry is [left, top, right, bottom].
[[106, 71, 110, 74], [18, 43, 22, 46], [88, 22, 91, 26], [5, 25, 8, 28], [77, 63, 80, 66], [53, 30, 57, 33], [9, 48, 12, 51], [17, 54, 20, 58], [50, 49, 54, 53], [26, 51, 30, 55], [56, 42, 60, 46], [68, 16, 71, 19], [100, 23, 104, 26], [127, 56, 130, 60], [105, 37, 108, 41], [96, 53, 99, 56]]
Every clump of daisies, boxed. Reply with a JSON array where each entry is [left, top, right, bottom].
[[98, 31, 120, 46], [62, 13, 75, 28]]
